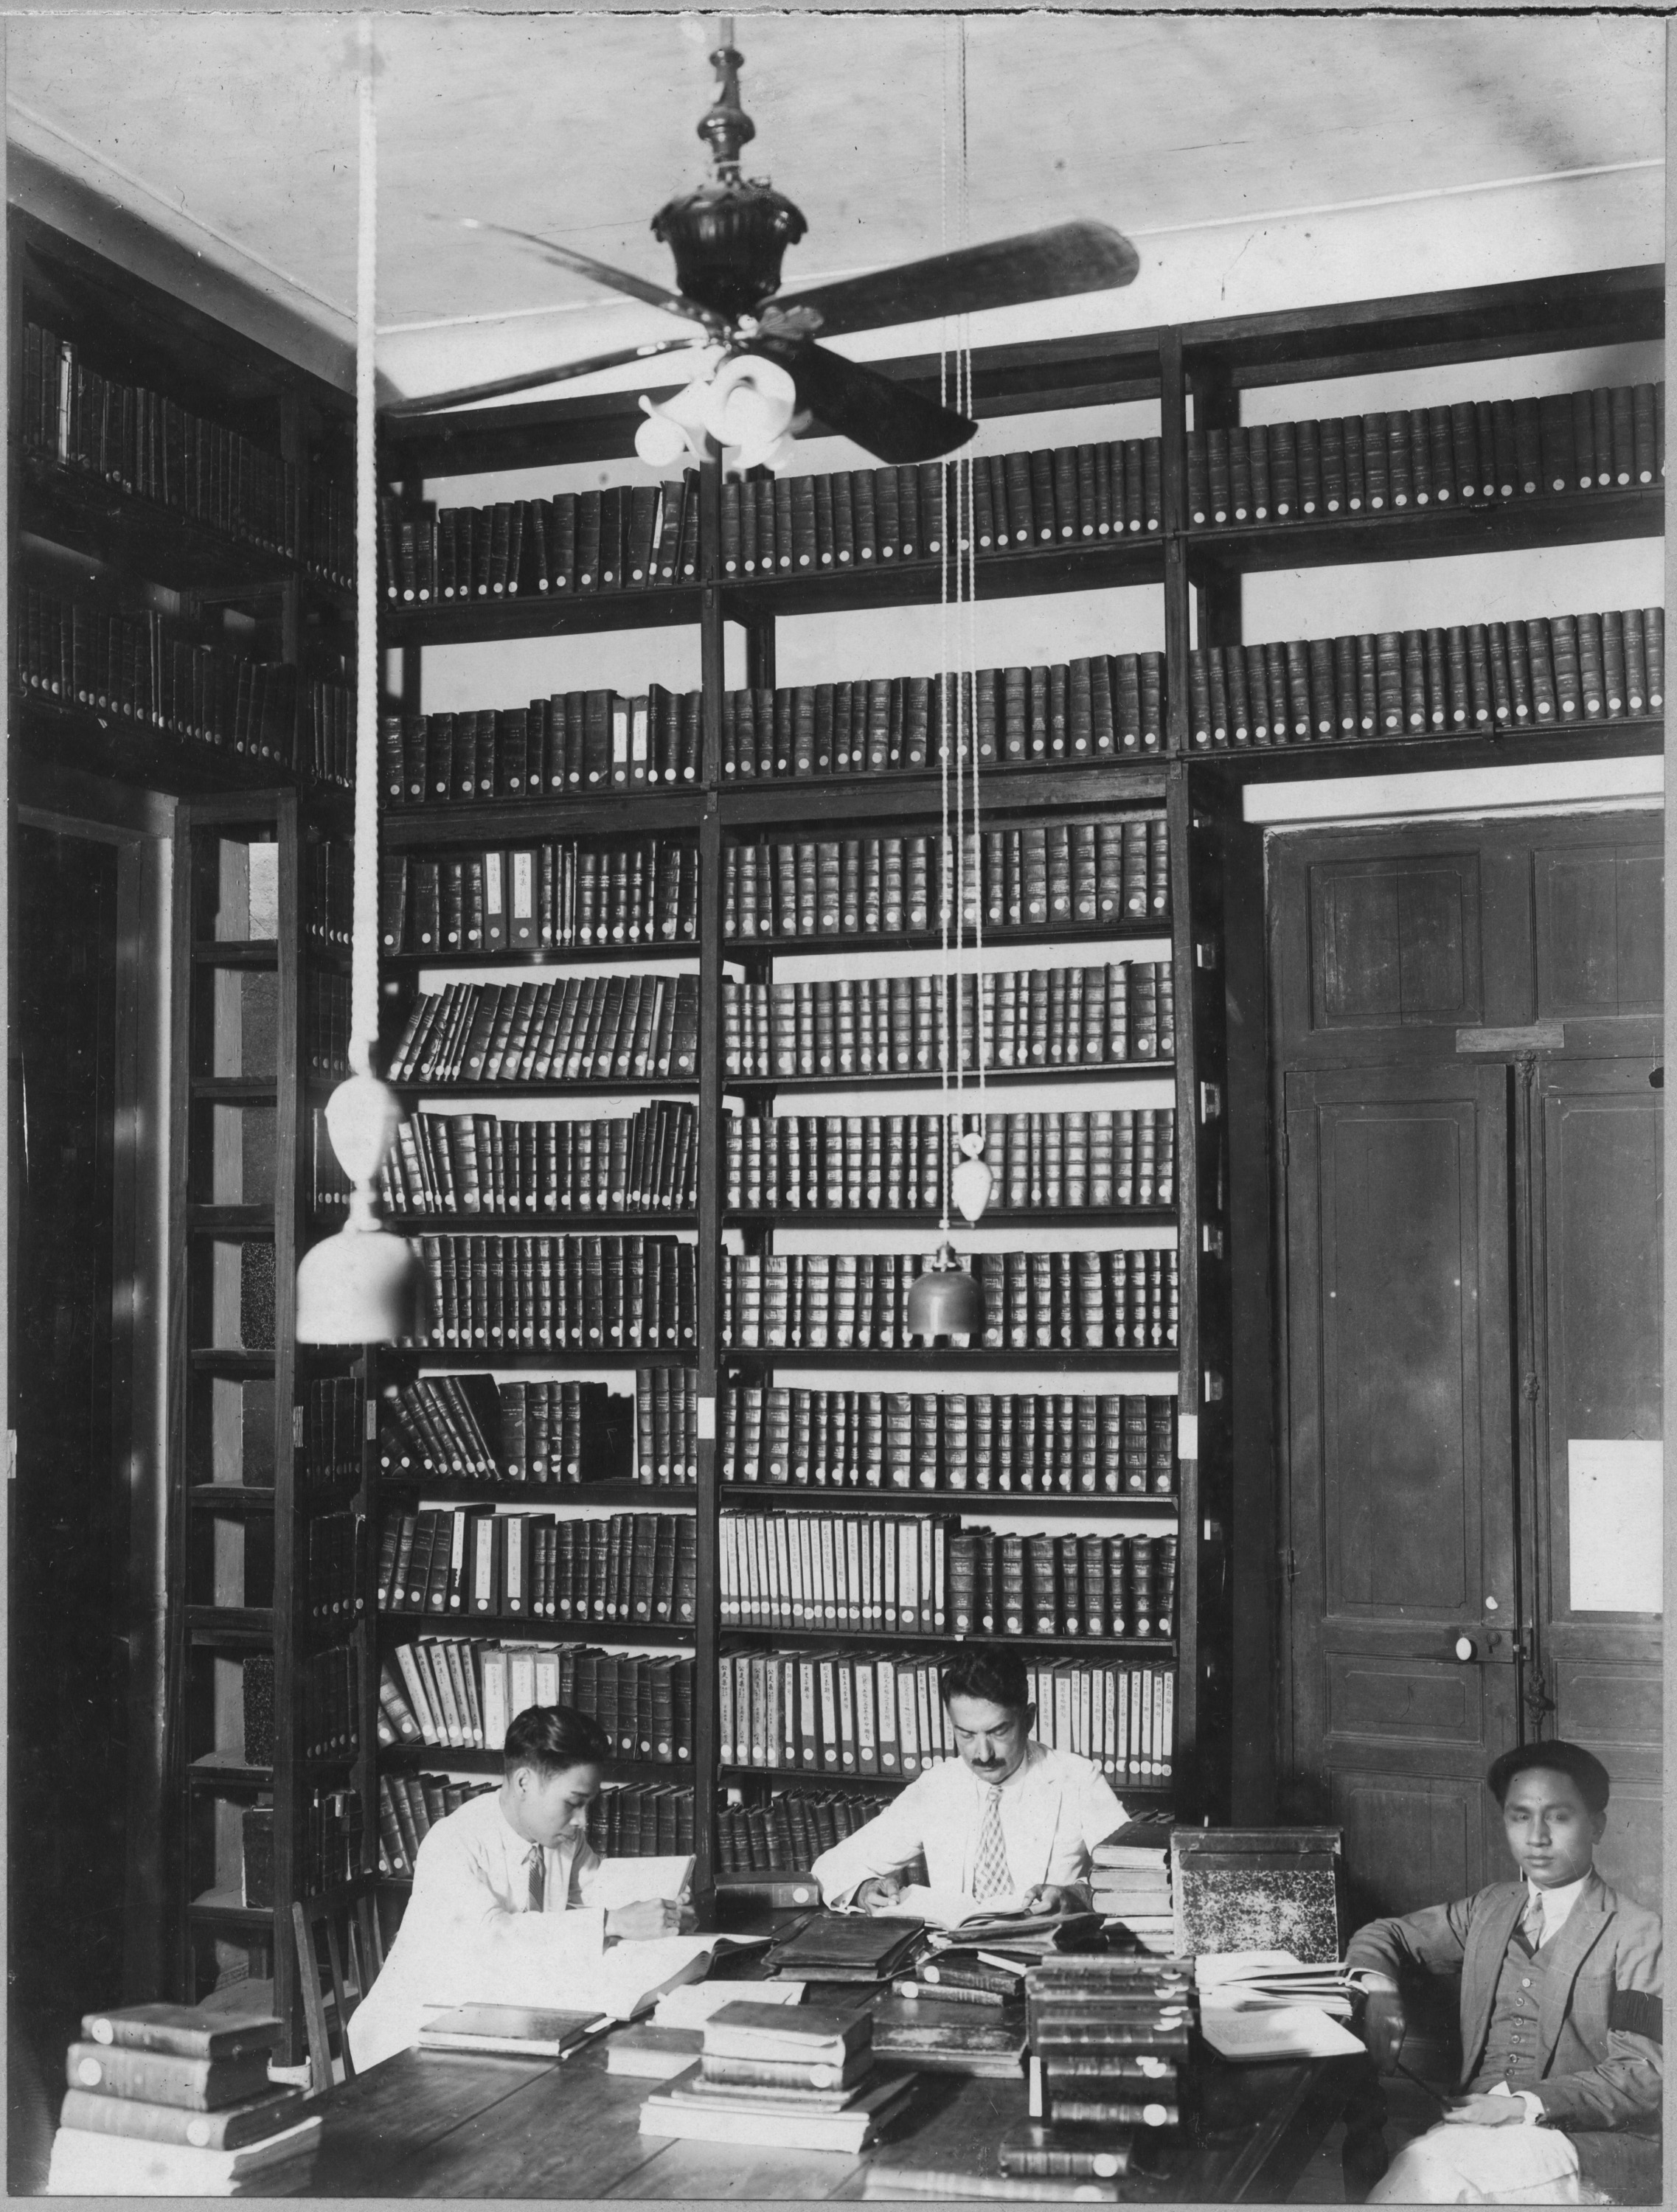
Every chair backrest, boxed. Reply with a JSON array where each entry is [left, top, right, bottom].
[[290, 1891, 383, 2094]]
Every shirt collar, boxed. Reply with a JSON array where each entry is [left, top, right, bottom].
[[1528, 1870, 1590, 1937], [968, 1740, 1043, 1798]]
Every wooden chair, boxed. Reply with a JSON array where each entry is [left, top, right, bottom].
[[291, 1892, 383, 2094]]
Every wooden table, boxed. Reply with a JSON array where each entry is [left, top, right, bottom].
[[303, 2037, 1378, 2201]]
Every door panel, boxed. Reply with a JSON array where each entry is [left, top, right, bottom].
[[1530, 1060, 1663, 1908], [1309, 854, 1482, 1033], [1533, 846, 1664, 1018], [1285, 1063, 1519, 1921], [1331, 1770, 1479, 1919]]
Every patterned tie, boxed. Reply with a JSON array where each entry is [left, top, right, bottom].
[[972, 1786, 1013, 1902], [526, 1843, 546, 1914], [1521, 1888, 1546, 1952]]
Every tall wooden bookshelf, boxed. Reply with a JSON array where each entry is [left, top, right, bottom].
[[8, 212, 359, 2063], [367, 262, 1661, 1917]]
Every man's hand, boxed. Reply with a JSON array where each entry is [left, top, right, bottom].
[[1441, 2094, 1528, 2128], [855, 1874, 908, 1913], [605, 1897, 684, 1941], [1021, 1884, 1084, 1914], [1360, 1990, 1407, 2073]]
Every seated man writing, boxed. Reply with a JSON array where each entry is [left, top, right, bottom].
[[350, 1705, 683, 2072], [1347, 1740, 1662, 2205], [810, 1646, 1126, 1916]]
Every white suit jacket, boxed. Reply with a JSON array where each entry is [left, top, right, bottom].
[[349, 1790, 607, 2073], [810, 1742, 1125, 1907]]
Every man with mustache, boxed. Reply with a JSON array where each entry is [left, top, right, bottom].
[[809, 1647, 1126, 1916]]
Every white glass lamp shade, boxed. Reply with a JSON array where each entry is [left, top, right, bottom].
[[296, 1072, 428, 1344], [703, 354, 797, 469]]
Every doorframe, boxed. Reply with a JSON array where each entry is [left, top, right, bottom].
[[13, 754, 174, 1995]]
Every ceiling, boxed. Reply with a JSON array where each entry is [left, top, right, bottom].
[[8, 12, 1664, 400]]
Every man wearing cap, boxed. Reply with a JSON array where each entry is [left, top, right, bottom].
[[1346, 1741, 1662, 2204]]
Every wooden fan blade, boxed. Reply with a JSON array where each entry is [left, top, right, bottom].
[[771, 220, 1139, 338], [749, 340, 976, 465], [382, 339, 707, 420], [458, 217, 715, 327]]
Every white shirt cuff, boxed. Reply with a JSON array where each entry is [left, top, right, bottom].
[[1517, 2090, 1544, 2125]]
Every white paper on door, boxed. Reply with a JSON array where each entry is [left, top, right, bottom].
[[1567, 1440, 1664, 1614]]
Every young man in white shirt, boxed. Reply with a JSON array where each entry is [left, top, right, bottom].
[[349, 1705, 682, 2073], [809, 1646, 1126, 1914], [1347, 1741, 1662, 2205]]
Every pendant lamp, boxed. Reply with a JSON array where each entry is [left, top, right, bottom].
[[297, 24, 427, 1346], [906, 1239, 985, 1341]]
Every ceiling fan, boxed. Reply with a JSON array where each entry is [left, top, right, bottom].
[[385, 19, 1139, 464]]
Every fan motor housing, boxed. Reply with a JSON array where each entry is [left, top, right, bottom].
[[653, 177, 808, 321]]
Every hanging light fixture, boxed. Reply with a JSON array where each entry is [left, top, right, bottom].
[[297, 20, 427, 1346], [909, 22, 986, 1346]]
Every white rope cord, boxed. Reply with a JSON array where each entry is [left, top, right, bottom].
[[351, 18, 378, 1074], [936, 21, 953, 1240]]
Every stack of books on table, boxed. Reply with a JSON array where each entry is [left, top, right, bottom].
[[1022, 1956, 1195, 2166], [1090, 1834, 1173, 1951], [47, 2003, 319, 2197], [605, 1979, 807, 2081], [638, 1998, 917, 2152], [872, 1949, 1029, 2077]]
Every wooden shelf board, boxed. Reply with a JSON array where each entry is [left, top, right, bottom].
[[1187, 717, 1664, 785], [721, 1625, 1177, 1654], [189, 1077, 281, 1104], [384, 937, 698, 970], [724, 919, 1170, 960], [718, 1764, 1175, 1796], [725, 1062, 1174, 1098], [190, 940, 280, 970], [186, 1205, 274, 1238], [723, 1346, 1181, 1373], [385, 790, 706, 846], [189, 1484, 277, 1514], [726, 1206, 1176, 1230], [378, 1475, 698, 1506], [186, 1604, 275, 1645], [21, 451, 297, 593], [190, 1349, 277, 1379], [1187, 483, 1662, 574], [396, 1079, 699, 1102], [403, 1345, 696, 1368], [187, 1757, 274, 1791], [13, 689, 316, 801], [381, 1747, 688, 1781], [388, 1211, 696, 1234], [379, 1611, 695, 1647], [718, 1486, 1179, 1515], [382, 582, 701, 646]]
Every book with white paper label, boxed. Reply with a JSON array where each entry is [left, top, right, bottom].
[[1198, 2003, 1364, 2063]]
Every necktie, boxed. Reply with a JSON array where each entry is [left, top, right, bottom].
[[1521, 1888, 1546, 1951], [972, 1786, 1013, 1902], [526, 1843, 546, 1914]]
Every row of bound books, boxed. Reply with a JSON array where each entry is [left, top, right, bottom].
[[720, 1649, 1173, 1783], [379, 841, 700, 955], [722, 1248, 1179, 1352], [381, 476, 700, 600], [379, 1773, 493, 1873], [304, 840, 353, 950], [303, 1374, 364, 1489], [24, 322, 308, 566], [385, 1102, 699, 1217], [382, 695, 701, 804], [723, 818, 1168, 939], [950, 1529, 1178, 1640], [1187, 605, 1665, 750], [16, 585, 350, 779], [378, 1369, 695, 1486], [726, 1108, 1176, 1215], [722, 1514, 1176, 1640], [716, 658, 1167, 777], [410, 1232, 696, 1352], [301, 1512, 362, 1627], [387, 975, 700, 1087], [1187, 382, 1663, 526], [381, 1641, 693, 1764], [238, 1787, 361, 1906], [306, 970, 352, 1079], [378, 1506, 696, 1626], [724, 963, 1175, 1078], [721, 1386, 1176, 1497], [240, 1647, 358, 1764], [588, 1779, 695, 1860], [714, 1786, 871, 1873]]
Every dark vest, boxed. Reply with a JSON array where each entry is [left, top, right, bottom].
[[1471, 1916, 1550, 2096]]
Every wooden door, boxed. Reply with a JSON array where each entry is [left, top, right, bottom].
[[1283, 1063, 1521, 1921], [1527, 1057, 1663, 1910]]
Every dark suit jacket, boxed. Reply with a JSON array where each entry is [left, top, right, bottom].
[[1344, 1870, 1662, 2133]]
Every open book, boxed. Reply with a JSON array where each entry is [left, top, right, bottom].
[[1195, 1950, 1355, 2017], [889, 1886, 1063, 1933]]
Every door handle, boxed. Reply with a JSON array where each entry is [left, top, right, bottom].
[[1454, 1634, 1477, 1662]]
